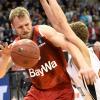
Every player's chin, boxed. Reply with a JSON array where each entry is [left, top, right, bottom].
[[21, 34, 31, 39]]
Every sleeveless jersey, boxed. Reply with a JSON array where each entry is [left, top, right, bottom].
[[26, 25, 72, 90]]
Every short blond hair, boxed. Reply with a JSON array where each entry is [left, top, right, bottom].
[[70, 21, 89, 43], [9, 7, 30, 23]]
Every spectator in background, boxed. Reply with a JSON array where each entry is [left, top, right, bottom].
[[79, 11, 89, 26], [3, 22, 13, 44], [0, 12, 7, 25], [88, 22, 97, 44], [93, 17, 100, 42], [0, 24, 5, 41]]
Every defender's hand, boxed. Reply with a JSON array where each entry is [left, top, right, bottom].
[[79, 67, 97, 85]]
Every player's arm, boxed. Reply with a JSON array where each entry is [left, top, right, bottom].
[[0, 43, 13, 78], [40, 0, 91, 67], [40, 0, 65, 32], [40, 0, 60, 31], [39, 25, 97, 85]]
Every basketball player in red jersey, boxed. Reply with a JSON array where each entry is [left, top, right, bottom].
[[0, 0, 97, 100]]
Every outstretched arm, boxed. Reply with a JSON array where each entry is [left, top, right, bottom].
[[40, 0, 91, 67]]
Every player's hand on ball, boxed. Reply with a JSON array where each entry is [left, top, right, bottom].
[[0, 42, 12, 58]]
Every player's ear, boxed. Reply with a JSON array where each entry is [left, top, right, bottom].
[[11, 24, 16, 35], [11, 23, 14, 29]]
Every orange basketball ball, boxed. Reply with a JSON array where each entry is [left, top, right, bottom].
[[11, 39, 40, 68]]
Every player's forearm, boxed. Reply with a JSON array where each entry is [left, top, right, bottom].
[[67, 32, 91, 67], [40, 0, 56, 24], [40, 0, 61, 31], [48, 0, 67, 25], [45, 0, 69, 32], [0, 56, 12, 78], [67, 42, 89, 69]]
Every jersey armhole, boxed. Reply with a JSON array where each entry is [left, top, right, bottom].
[[38, 26, 44, 37]]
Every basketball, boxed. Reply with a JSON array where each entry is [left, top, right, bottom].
[[11, 39, 40, 69]]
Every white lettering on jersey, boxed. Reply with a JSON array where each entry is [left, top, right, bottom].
[[28, 61, 57, 77]]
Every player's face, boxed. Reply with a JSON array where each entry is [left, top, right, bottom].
[[11, 15, 33, 39]]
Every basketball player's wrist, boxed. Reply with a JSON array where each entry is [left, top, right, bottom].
[[1, 57, 12, 67], [0, 57, 12, 78], [79, 65, 88, 70], [2, 55, 11, 61]]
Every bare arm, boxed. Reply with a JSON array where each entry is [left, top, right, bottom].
[[40, 0, 91, 67], [39, 25, 96, 85], [0, 43, 13, 78], [0, 57, 12, 78], [40, 0, 60, 31]]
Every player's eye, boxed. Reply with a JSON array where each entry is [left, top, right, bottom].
[[25, 23, 29, 27]]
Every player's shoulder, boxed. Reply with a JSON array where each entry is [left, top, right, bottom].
[[33, 24, 51, 29], [33, 25, 53, 33], [38, 24, 53, 31], [36, 25, 57, 38]]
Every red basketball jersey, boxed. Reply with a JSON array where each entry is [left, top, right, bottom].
[[26, 25, 72, 90]]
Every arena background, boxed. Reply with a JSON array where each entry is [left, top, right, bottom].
[[0, 0, 100, 100]]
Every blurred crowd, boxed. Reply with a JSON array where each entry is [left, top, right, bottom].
[[0, 0, 100, 44]]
